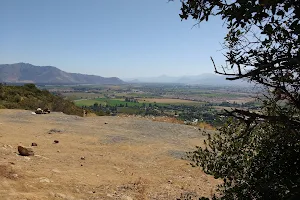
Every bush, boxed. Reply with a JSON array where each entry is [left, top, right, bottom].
[[0, 84, 84, 116]]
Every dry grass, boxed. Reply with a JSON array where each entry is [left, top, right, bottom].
[[152, 116, 185, 124], [152, 116, 216, 131], [0, 109, 219, 200], [198, 122, 216, 130]]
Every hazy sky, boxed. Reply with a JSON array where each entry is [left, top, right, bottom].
[[0, 0, 227, 78]]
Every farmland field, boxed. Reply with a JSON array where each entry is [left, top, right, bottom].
[[63, 92, 105, 100], [42, 83, 260, 127], [75, 97, 204, 107], [75, 98, 155, 107], [137, 97, 204, 105]]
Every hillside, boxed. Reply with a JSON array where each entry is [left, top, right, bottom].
[[0, 109, 218, 199], [0, 84, 84, 116], [0, 63, 124, 85]]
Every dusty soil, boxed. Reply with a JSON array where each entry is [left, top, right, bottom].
[[0, 109, 219, 200]]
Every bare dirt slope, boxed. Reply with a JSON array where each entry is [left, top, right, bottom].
[[0, 109, 218, 200]]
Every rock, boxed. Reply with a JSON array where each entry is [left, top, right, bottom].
[[121, 195, 133, 200], [106, 194, 114, 198], [3, 144, 13, 149], [48, 129, 62, 134], [39, 177, 51, 183], [24, 157, 31, 161], [11, 174, 18, 179], [53, 140, 59, 144], [80, 156, 85, 160], [18, 146, 34, 156], [113, 166, 123, 173], [31, 142, 37, 146], [44, 108, 51, 113], [51, 169, 61, 173], [104, 122, 108, 124], [54, 193, 73, 199]]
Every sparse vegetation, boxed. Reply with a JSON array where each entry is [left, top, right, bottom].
[[177, 0, 300, 199], [0, 83, 84, 116]]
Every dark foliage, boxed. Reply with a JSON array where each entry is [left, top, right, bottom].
[[172, 0, 300, 199], [0, 83, 84, 116]]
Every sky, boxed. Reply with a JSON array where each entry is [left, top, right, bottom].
[[0, 0, 227, 78]]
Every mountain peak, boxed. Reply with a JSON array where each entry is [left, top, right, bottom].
[[0, 63, 124, 85]]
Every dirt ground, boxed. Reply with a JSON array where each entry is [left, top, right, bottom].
[[0, 109, 219, 200]]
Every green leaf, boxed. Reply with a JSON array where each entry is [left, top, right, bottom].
[[272, 5, 276, 15], [264, 24, 273, 33], [277, 10, 285, 16], [291, 20, 299, 29], [284, 4, 289, 12]]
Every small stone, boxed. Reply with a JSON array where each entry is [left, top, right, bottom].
[[31, 143, 37, 146], [39, 177, 51, 183], [18, 146, 34, 156], [11, 174, 18, 178], [53, 140, 59, 144], [51, 169, 61, 173], [48, 129, 62, 134], [104, 122, 108, 124], [121, 195, 133, 200], [80, 156, 85, 160], [54, 193, 66, 198], [107, 194, 114, 198]]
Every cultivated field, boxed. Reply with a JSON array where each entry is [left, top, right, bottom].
[[137, 98, 203, 105], [74, 97, 204, 107], [63, 92, 105, 101]]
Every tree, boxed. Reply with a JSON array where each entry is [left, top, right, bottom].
[[173, 0, 300, 199], [93, 102, 99, 108], [24, 83, 36, 90]]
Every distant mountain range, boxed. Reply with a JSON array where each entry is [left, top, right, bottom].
[[0, 63, 124, 85], [0, 63, 251, 86], [124, 74, 251, 86]]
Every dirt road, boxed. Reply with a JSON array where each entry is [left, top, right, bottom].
[[0, 109, 218, 200]]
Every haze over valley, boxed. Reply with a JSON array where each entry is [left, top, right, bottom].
[[0, 63, 251, 87], [1, 0, 295, 199]]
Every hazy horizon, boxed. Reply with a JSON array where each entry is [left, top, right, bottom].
[[1, 0, 227, 78]]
